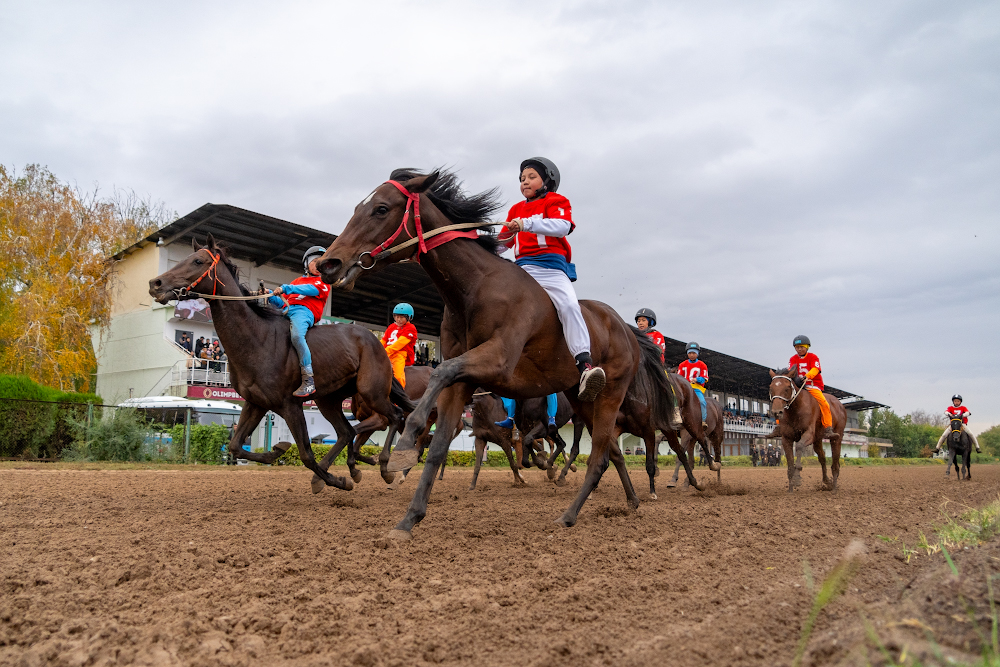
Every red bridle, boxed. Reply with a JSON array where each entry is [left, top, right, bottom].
[[358, 180, 479, 269], [177, 249, 226, 298]]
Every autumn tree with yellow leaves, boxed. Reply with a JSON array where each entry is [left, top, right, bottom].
[[0, 164, 173, 392]]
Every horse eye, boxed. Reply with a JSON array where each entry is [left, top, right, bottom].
[[194, 258, 203, 265], [375, 204, 389, 215]]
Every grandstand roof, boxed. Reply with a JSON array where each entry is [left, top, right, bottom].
[[122, 204, 885, 410]]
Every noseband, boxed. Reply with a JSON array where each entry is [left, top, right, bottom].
[[768, 375, 802, 410], [356, 180, 488, 270], [174, 249, 226, 299]]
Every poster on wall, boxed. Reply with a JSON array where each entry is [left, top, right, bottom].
[[174, 298, 213, 323]]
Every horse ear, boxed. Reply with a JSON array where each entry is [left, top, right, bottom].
[[405, 170, 440, 194], [206, 233, 218, 251], [769, 369, 776, 378], [192, 237, 203, 251]]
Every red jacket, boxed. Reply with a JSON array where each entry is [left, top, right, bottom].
[[382, 322, 418, 365], [280, 275, 330, 322], [678, 359, 709, 385], [502, 193, 574, 261], [644, 330, 665, 363], [788, 352, 824, 391], [946, 405, 970, 424]]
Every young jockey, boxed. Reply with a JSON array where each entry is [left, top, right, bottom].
[[381, 303, 418, 388], [500, 157, 605, 401], [635, 308, 665, 363], [678, 342, 709, 427], [935, 395, 981, 453], [267, 246, 331, 397], [787, 335, 834, 439], [495, 394, 559, 430]]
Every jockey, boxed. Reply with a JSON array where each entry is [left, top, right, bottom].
[[935, 395, 981, 454], [381, 303, 418, 388], [500, 157, 606, 402], [267, 246, 331, 397], [787, 335, 834, 439], [495, 394, 559, 431], [635, 308, 665, 363], [678, 342, 709, 427]]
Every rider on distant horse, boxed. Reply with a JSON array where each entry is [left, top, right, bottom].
[[381, 303, 418, 388], [788, 335, 834, 439], [678, 342, 709, 428], [500, 157, 606, 402], [267, 246, 331, 397], [935, 394, 981, 454], [635, 308, 665, 363]]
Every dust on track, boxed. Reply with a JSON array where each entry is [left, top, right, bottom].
[[1, 464, 997, 666]]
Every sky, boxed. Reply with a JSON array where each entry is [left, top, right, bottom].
[[2, 1, 998, 431]]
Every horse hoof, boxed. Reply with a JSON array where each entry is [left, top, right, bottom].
[[546, 467, 557, 481], [381, 470, 397, 485], [710, 462, 721, 472], [569, 464, 577, 473], [340, 477, 354, 491], [554, 514, 576, 528], [665, 482, 676, 488], [649, 493, 658, 501], [351, 468, 363, 483], [386, 449, 418, 472], [553, 477, 566, 487], [273, 441, 292, 456], [310, 474, 325, 494], [387, 529, 412, 542]]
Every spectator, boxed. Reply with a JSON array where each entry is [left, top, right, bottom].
[[179, 333, 192, 353], [194, 336, 206, 358]]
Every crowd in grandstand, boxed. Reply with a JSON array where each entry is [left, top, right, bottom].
[[722, 409, 776, 428]]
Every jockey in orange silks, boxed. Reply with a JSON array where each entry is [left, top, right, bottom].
[[787, 335, 834, 438]]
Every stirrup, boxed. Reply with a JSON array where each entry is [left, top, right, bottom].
[[670, 407, 683, 430]]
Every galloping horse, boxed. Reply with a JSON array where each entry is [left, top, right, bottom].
[[668, 388, 725, 488], [148, 237, 415, 490], [317, 169, 700, 537], [468, 393, 527, 490], [944, 414, 973, 480], [767, 369, 847, 491]]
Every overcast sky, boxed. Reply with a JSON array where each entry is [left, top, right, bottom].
[[3, 1, 998, 430]]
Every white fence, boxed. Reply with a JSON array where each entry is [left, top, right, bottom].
[[722, 418, 776, 436], [171, 359, 231, 388]]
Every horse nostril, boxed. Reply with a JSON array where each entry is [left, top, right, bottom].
[[150, 278, 162, 289]]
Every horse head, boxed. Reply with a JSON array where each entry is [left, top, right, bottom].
[[149, 233, 232, 303], [768, 368, 800, 419], [317, 171, 441, 290], [951, 418, 965, 445]]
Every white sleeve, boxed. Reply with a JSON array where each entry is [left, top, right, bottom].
[[522, 214, 572, 238]]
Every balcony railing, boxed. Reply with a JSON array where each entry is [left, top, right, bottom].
[[171, 359, 231, 387], [722, 418, 776, 436]]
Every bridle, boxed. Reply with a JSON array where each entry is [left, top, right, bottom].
[[768, 375, 803, 410], [173, 249, 226, 299], [357, 180, 497, 270]]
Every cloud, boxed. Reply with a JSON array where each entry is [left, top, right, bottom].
[[2, 0, 998, 427]]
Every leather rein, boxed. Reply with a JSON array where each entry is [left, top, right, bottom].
[[357, 180, 501, 270], [172, 249, 268, 302], [769, 375, 804, 409]]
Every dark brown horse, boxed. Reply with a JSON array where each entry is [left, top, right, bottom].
[[469, 393, 527, 490], [310, 365, 439, 493], [148, 236, 415, 490], [668, 389, 724, 488], [944, 414, 973, 480], [317, 169, 700, 538], [768, 369, 847, 491]]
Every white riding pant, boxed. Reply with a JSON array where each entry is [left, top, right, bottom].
[[936, 425, 980, 450], [521, 264, 591, 358]]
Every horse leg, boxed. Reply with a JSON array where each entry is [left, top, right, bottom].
[[556, 427, 582, 487], [545, 434, 568, 482], [557, 391, 633, 527], [223, 402, 273, 463], [502, 437, 527, 486], [946, 447, 954, 477], [783, 438, 800, 491], [280, 406, 353, 491], [829, 432, 842, 489], [470, 436, 486, 490], [644, 431, 659, 500], [388, 384, 472, 539], [607, 438, 641, 510], [669, 432, 685, 488], [311, 399, 360, 493], [667, 427, 700, 491]]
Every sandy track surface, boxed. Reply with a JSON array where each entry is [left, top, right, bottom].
[[2, 463, 997, 666]]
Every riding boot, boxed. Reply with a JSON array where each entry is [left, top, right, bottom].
[[575, 353, 606, 402], [293, 365, 316, 397]]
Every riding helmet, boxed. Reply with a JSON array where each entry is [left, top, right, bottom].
[[393, 303, 415, 319], [635, 308, 657, 327], [793, 335, 811, 348], [953, 394, 963, 402], [686, 342, 700, 355], [520, 157, 561, 193], [302, 245, 327, 272]]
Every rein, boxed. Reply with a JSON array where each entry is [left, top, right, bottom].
[[172, 249, 268, 302], [358, 180, 503, 270]]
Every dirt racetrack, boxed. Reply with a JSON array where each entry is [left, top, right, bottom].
[[2, 462, 999, 667]]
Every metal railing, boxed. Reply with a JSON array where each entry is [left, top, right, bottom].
[[171, 359, 231, 387], [722, 418, 776, 435]]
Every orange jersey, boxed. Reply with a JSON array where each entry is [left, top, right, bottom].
[[382, 322, 418, 366]]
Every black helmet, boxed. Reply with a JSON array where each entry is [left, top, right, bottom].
[[520, 157, 561, 193], [635, 308, 657, 327], [953, 394, 963, 402], [302, 245, 326, 272], [793, 334, 811, 348], [686, 342, 700, 354]]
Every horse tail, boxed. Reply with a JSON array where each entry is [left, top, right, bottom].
[[389, 376, 418, 414], [628, 326, 677, 429]]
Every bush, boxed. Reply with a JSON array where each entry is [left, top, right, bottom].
[[64, 407, 150, 461], [0, 375, 103, 458], [164, 423, 231, 464]]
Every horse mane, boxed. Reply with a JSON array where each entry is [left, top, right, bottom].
[[390, 168, 506, 256], [774, 368, 803, 388], [213, 245, 283, 319]]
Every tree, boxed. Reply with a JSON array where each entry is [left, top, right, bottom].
[[978, 425, 1000, 457], [867, 407, 943, 458], [0, 164, 173, 391]]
